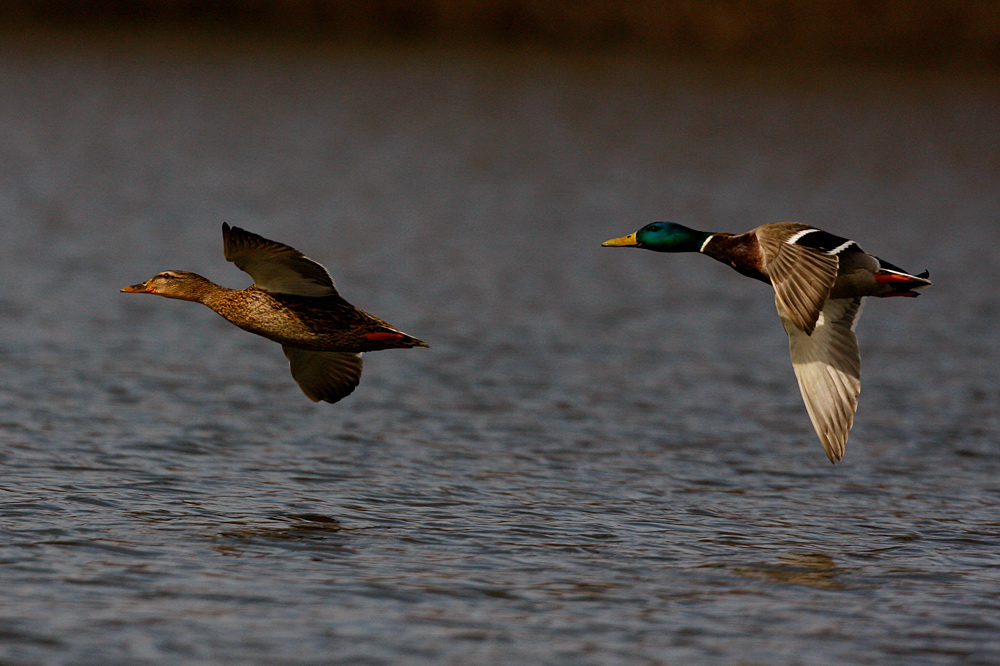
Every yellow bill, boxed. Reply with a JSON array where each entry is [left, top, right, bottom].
[[602, 232, 639, 247]]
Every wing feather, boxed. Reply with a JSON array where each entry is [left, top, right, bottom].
[[223, 223, 337, 297], [759, 225, 839, 334], [778, 297, 863, 463], [282, 347, 363, 404]]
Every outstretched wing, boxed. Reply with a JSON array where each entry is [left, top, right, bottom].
[[779, 296, 863, 463], [282, 347, 363, 404], [223, 223, 338, 297], [759, 224, 845, 334]]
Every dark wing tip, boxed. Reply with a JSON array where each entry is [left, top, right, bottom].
[[224, 224, 265, 245], [222, 223, 280, 262]]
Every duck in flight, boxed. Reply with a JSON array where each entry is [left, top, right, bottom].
[[122, 224, 427, 404], [603, 221, 931, 463]]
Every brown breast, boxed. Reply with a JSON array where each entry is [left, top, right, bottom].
[[701, 232, 770, 284]]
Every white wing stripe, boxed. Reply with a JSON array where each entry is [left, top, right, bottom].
[[786, 228, 820, 244], [826, 240, 856, 256]]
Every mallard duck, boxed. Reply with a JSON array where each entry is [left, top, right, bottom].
[[603, 221, 931, 463], [122, 224, 428, 403]]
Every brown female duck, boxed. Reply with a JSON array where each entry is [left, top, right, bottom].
[[603, 221, 931, 463], [122, 224, 427, 404]]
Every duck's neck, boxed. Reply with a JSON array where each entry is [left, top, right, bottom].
[[700, 232, 770, 283], [164, 275, 237, 308], [198, 284, 239, 309]]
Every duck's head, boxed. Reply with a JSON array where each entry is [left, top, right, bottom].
[[121, 270, 214, 302], [603, 222, 711, 252]]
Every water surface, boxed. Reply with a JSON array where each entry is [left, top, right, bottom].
[[1, 34, 999, 665]]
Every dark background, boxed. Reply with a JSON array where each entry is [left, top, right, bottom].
[[2, 0, 999, 65]]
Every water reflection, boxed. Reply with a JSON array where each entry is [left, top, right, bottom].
[[735, 552, 844, 589], [213, 513, 349, 555]]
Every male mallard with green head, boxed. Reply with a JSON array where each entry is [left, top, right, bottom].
[[122, 224, 427, 403], [603, 221, 931, 463]]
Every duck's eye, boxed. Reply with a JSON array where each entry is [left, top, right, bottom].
[[159, 273, 174, 280]]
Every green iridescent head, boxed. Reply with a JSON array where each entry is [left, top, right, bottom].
[[602, 222, 712, 253]]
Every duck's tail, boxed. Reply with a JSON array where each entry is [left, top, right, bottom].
[[873, 260, 932, 298], [364, 326, 430, 349]]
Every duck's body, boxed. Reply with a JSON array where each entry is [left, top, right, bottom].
[[700, 224, 926, 305], [186, 279, 418, 353], [603, 221, 931, 463], [122, 224, 427, 403]]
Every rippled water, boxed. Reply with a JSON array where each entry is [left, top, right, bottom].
[[1, 32, 999, 665]]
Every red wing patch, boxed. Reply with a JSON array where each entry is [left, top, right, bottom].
[[365, 332, 405, 341]]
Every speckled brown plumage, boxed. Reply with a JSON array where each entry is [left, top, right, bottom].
[[207, 286, 425, 353], [122, 224, 427, 404]]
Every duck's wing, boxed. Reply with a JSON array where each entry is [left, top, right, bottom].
[[223, 223, 338, 297], [758, 224, 846, 334], [778, 296, 863, 463], [282, 347, 363, 404]]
